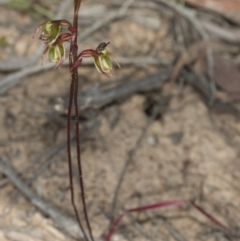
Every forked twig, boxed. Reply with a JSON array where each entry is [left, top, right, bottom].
[[106, 200, 186, 241], [106, 198, 231, 241]]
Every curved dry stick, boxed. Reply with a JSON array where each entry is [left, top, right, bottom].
[[0, 158, 101, 241], [0, 56, 165, 95], [109, 104, 161, 226], [154, 0, 216, 101], [67, 67, 172, 110]]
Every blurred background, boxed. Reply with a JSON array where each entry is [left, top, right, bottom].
[[0, 0, 240, 240]]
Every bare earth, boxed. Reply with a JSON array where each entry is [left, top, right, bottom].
[[0, 1, 239, 241]]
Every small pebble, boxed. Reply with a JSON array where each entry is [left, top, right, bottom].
[[146, 135, 157, 146], [112, 234, 120, 241]]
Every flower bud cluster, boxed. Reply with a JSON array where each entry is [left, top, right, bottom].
[[33, 20, 120, 75]]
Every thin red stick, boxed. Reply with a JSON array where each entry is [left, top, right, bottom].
[[191, 201, 229, 231], [106, 199, 186, 241]]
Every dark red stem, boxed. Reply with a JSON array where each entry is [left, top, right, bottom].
[[68, 1, 94, 240], [67, 65, 88, 241]]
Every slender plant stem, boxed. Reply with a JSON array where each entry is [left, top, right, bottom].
[[73, 65, 94, 241], [67, 76, 88, 241], [68, 1, 94, 241]]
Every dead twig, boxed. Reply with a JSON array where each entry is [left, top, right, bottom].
[[201, 19, 240, 44], [0, 156, 102, 241], [78, 0, 131, 42], [154, 0, 216, 102], [0, 56, 164, 96], [61, 68, 172, 111], [109, 104, 161, 228], [124, 208, 154, 241], [55, 67, 240, 121], [157, 217, 188, 241]]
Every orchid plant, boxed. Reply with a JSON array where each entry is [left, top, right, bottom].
[[32, 1, 230, 241], [33, 1, 120, 241]]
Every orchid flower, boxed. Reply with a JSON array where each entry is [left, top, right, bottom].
[[72, 42, 121, 77], [33, 20, 72, 68]]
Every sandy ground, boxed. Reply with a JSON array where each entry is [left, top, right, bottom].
[[0, 1, 240, 241]]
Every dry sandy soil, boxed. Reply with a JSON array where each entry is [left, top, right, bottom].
[[0, 1, 239, 241]]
